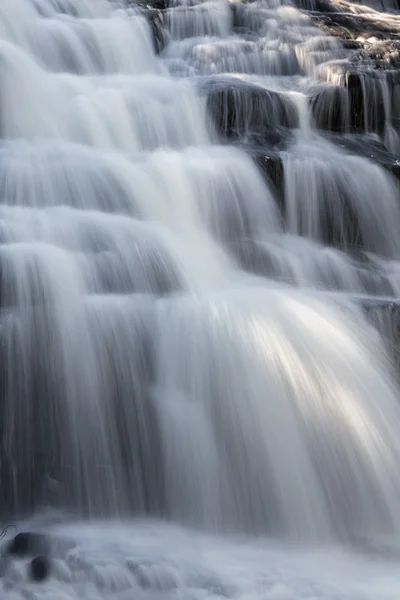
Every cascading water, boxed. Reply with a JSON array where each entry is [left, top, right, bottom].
[[1, 0, 400, 598]]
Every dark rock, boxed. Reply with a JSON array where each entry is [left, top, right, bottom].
[[243, 131, 399, 252], [29, 556, 50, 582], [231, 136, 290, 202], [253, 151, 285, 203], [7, 533, 50, 558], [341, 40, 363, 50], [298, 0, 400, 46], [346, 71, 367, 131], [359, 297, 400, 371], [295, 0, 340, 12], [324, 132, 400, 180], [127, 0, 167, 8], [147, 0, 168, 9], [200, 76, 299, 140], [230, 2, 275, 35], [140, 8, 167, 54], [230, 3, 243, 30], [310, 84, 350, 132], [317, 63, 394, 134], [315, 9, 400, 39]]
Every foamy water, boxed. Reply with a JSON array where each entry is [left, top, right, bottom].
[[3, 517, 400, 600]]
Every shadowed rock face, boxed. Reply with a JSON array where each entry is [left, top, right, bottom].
[[361, 298, 400, 372], [201, 76, 299, 140], [6, 533, 50, 558]]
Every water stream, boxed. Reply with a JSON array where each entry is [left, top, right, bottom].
[[0, 0, 400, 597]]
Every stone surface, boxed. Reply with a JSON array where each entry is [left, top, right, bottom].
[[29, 556, 51, 582], [6, 533, 50, 559]]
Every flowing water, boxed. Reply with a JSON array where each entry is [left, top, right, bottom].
[[1, 0, 400, 598]]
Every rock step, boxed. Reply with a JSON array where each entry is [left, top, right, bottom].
[[199, 72, 399, 153], [314, 63, 400, 144], [250, 132, 400, 186], [360, 296, 400, 370], [244, 133, 400, 252], [198, 76, 299, 140]]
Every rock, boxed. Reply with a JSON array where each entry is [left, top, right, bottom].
[[316, 62, 397, 135], [253, 151, 285, 203], [7, 533, 50, 558], [358, 297, 400, 369], [126, 0, 167, 8], [324, 132, 400, 180], [346, 71, 369, 131], [295, 0, 340, 12], [200, 76, 298, 140], [232, 135, 291, 202], [139, 8, 167, 54], [243, 131, 399, 253], [29, 556, 50, 582], [310, 84, 350, 132]]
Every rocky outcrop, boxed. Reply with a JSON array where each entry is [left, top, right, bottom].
[[200, 76, 298, 140], [29, 556, 51, 582], [6, 532, 50, 558]]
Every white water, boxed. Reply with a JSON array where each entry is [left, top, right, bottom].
[[1, 0, 400, 597]]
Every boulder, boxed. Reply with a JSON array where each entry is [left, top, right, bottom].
[[7, 533, 50, 558], [310, 84, 350, 132], [200, 76, 298, 140], [29, 556, 51, 582], [316, 63, 391, 134]]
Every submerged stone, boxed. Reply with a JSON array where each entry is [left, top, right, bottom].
[[29, 556, 51, 582], [7, 533, 50, 558]]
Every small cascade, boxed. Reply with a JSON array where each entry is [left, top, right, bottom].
[[282, 136, 400, 255]]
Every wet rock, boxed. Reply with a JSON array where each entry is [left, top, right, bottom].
[[295, 0, 340, 12], [140, 8, 167, 54], [6, 533, 50, 558], [310, 84, 350, 132], [317, 62, 393, 134], [246, 131, 399, 252], [341, 40, 364, 50], [312, 7, 400, 40], [359, 297, 400, 370], [230, 3, 244, 30], [296, 0, 400, 59], [353, 0, 400, 9], [253, 152, 285, 203], [201, 76, 298, 140], [324, 133, 400, 180], [234, 135, 291, 202], [347, 71, 368, 131], [29, 556, 50, 582], [127, 0, 167, 8]]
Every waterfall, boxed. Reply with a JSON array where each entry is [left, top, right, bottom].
[[0, 0, 400, 557]]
